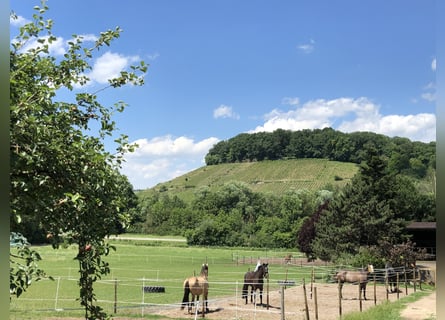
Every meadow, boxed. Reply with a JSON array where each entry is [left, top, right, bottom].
[[10, 237, 331, 319]]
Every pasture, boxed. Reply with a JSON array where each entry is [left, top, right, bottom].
[[10, 238, 433, 319], [10, 239, 321, 319]]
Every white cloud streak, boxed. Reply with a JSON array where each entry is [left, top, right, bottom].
[[298, 39, 315, 53], [213, 105, 240, 119], [121, 135, 219, 189]]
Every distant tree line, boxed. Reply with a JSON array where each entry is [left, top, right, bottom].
[[205, 128, 436, 180]]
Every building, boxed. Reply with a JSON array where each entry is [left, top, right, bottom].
[[406, 221, 436, 260]]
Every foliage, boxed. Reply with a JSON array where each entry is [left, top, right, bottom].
[[205, 127, 436, 181], [10, 1, 146, 318], [310, 145, 422, 262], [296, 200, 330, 260], [134, 181, 333, 248], [9, 232, 53, 298]]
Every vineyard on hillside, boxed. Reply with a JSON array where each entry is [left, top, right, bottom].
[[141, 159, 359, 201]]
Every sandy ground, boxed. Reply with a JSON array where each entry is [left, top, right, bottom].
[[44, 261, 437, 320], [127, 282, 434, 320], [44, 284, 436, 320]]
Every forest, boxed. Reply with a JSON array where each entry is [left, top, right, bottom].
[[205, 128, 435, 180]]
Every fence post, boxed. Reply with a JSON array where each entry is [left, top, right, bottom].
[[141, 277, 145, 316], [413, 268, 417, 292], [303, 278, 310, 320], [54, 277, 61, 311], [310, 267, 315, 299], [280, 286, 285, 320], [314, 286, 318, 320], [267, 276, 270, 310], [236, 281, 238, 320], [358, 279, 362, 312], [373, 274, 377, 305], [338, 278, 342, 317], [114, 278, 117, 314], [404, 269, 408, 295], [396, 273, 400, 299]]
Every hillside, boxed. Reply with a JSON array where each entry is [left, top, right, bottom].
[[138, 158, 359, 201]]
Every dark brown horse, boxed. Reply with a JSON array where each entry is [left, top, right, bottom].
[[385, 262, 398, 293], [242, 263, 269, 306], [334, 264, 374, 300], [181, 263, 209, 316]]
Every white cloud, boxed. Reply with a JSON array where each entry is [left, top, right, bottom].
[[432, 58, 436, 71], [16, 33, 97, 57], [297, 39, 315, 54], [10, 14, 30, 27], [147, 52, 160, 60], [420, 82, 436, 102], [19, 35, 67, 56], [213, 105, 240, 119], [121, 135, 219, 189], [251, 97, 435, 143], [86, 51, 140, 85], [281, 97, 300, 106]]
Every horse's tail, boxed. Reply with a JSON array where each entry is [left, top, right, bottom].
[[181, 280, 190, 310]]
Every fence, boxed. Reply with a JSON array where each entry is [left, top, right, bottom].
[[10, 263, 435, 319]]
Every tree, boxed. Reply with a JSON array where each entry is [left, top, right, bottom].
[[311, 146, 407, 262], [296, 200, 329, 261], [10, 2, 147, 318]]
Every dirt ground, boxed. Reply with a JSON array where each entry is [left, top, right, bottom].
[[143, 282, 435, 320], [45, 261, 437, 320], [44, 284, 435, 320]]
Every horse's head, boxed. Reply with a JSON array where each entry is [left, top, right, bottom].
[[262, 263, 269, 278], [201, 263, 209, 277]]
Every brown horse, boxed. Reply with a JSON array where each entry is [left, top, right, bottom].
[[242, 263, 269, 306], [334, 264, 374, 300], [385, 262, 398, 293], [181, 263, 209, 316]]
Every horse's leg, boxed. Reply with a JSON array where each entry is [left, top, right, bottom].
[[201, 293, 205, 318], [189, 294, 194, 314], [259, 288, 263, 306], [242, 283, 248, 304], [362, 283, 367, 300], [339, 282, 343, 299]]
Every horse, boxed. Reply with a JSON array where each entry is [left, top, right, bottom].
[[242, 262, 269, 306], [385, 262, 398, 293], [181, 263, 209, 316], [334, 264, 374, 300]]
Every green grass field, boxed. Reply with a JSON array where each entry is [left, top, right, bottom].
[[10, 239, 329, 319]]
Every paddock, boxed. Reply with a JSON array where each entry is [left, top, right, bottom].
[[9, 244, 436, 319]]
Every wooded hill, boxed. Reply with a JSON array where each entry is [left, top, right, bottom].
[[138, 128, 435, 201]]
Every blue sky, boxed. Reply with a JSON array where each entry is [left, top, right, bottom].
[[10, 1, 436, 190]]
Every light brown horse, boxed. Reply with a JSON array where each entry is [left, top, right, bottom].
[[181, 263, 209, 317], [334, 264, 374, 300]]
